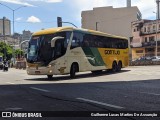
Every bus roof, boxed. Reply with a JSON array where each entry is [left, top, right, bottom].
[[32, 27, 127, 40]]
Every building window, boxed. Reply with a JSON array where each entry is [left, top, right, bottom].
[[136, 50, 143, 53], [144, 27, 146, 32], [133, 29, 136, 32], [158, 48, 160, 52], [145, 37, 148, 42], [149, 36, 155, 41], [146, 48, 154, 52], [153, 25, 156, 31], [147, 27, 150, 32]]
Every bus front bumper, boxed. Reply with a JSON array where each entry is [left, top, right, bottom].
[[27, 67, 53, 75]]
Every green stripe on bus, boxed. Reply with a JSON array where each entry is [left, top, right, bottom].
[[82, 47, 105, 66]]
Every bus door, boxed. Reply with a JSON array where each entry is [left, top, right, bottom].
[[54, 32, 69, 74]]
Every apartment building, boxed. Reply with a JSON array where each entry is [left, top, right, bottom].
[[0, 17, 11, 36], [21, 30, 32, 42], [131, 19, 160, 60], [82, 6, 141, 39]]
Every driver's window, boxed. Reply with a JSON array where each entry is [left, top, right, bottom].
[[55, 41, 62, 56], [53, 31, 71, 59], [71, 32, 83, 49]]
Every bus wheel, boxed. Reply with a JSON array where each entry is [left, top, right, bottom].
[[70, 63, 77, 78], [117, 61, 122, 72], [112, 61, 117, 72], [47, 75, 53, 80]]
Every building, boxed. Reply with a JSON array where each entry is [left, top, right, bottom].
[[81, 6, 142, 39], [131, 19, 160, 60], [19, 30, 32, 53], [81, 6, 142, 59], [21, 30, 32, 42], [0, 17, 11, 36], [4, 36, 19, 47]]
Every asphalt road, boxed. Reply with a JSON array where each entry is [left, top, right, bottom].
[[0, 66, 160, 120]]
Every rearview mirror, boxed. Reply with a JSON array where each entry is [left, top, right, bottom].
[[51, 36, 64, 47]]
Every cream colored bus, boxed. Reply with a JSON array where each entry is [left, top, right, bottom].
[[26, 27, 129, 79]]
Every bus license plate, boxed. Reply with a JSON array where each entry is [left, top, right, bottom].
[[35, 71, 40, 74]]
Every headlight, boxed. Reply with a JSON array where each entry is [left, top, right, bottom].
[[48, 65, 52, 68]]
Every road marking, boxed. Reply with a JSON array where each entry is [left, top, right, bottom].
[[76, 98, 124, 109], [6, 82, 15, 85], [140, 92, 160, 96], [30, 87, 50, 92], [5, 107, 22, 110]]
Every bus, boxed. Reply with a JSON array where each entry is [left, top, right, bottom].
[[26, 27, 129, 79]]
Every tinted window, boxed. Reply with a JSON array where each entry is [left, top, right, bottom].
[[71, 32, 83, 49], [71, 32, 128, 49], [54, 32, 71, 58]]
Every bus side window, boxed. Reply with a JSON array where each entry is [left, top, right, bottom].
[[71, 32, 83, 49]]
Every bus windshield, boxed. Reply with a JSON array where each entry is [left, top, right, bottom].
[[27, 31, 71, 65]]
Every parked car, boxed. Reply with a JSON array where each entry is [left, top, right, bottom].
[[152, 56, 160, 61], [145, 56, 152, 60]]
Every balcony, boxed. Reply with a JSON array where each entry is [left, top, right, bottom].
[[130, 42, 142, 48], [142, 41, 160, 47], [140, 30, 160, 36], [142, 41, 156, 47]]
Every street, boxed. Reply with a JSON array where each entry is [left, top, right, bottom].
[[0, 66, 160, 120]]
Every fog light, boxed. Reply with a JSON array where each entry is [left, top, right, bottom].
[[27, 71, 30, 74], [49, 70, 52, 73]]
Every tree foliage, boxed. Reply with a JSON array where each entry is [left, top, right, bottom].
[[0, 42, 13, 60], [15, 49, 24, 58]]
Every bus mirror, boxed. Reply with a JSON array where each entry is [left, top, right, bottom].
[[51, 36, 64, 47]]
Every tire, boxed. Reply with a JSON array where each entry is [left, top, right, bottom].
[[47, 75, 53, 80], [70, 64, 77, 78], [117, 61, 122, 72], [112, 61, 117, 72]]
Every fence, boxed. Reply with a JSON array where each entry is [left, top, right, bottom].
[[15, 61, 26, 69]]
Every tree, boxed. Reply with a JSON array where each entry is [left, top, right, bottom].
[[15, 49, 24, 59], [0, 42, 13, 60]]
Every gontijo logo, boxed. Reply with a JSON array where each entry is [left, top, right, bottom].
[[104, 50, 120, 55]]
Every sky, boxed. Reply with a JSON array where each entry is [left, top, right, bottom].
[[0, 0, 157, 34]]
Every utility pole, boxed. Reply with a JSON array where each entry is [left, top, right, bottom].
[[156, 0, 160, 56], [2, 17, 5, 42], [3, 17, 6, 59], [156, 0, 160, 19]]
